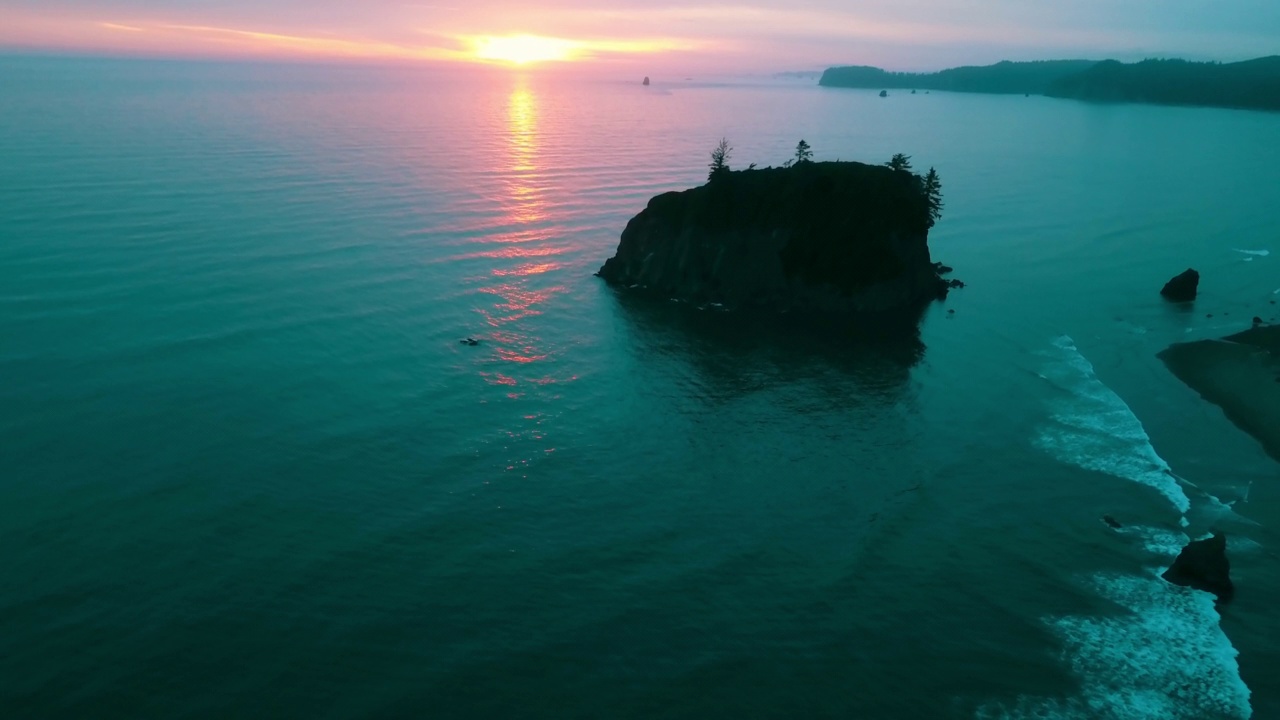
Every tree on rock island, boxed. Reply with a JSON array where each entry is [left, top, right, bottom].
[[923, 167, 944, 226], [708, 138, 732, 181], [886, 153, 913, 172], [794, 139, 814, 165]]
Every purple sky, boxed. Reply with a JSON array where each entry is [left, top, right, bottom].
[[2, 0, 1277, 72]]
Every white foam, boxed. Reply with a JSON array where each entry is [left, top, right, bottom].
[[1035, 336, 1191, 513], [1232, 248, 1270, 257], [1197, 493, 1262, 528], [1116, 525, 1186, 558], [979, 570, 1251, 720]]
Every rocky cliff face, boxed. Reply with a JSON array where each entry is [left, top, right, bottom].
[[597, 162, 950, 315]]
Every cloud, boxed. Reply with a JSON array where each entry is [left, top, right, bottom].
[[2, 0, 1278, 69]]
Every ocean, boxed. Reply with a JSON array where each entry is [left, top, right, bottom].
[[1, 55, 1278, 719]]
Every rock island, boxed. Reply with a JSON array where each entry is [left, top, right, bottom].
[[597, 158, 954, 316]]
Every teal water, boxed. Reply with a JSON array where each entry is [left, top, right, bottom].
[[2, 57, 1279, 719]]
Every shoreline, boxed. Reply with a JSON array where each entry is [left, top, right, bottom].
[[1160, 325, 1280, 462]]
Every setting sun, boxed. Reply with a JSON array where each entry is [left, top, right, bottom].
[[471, 35, 580, 65]]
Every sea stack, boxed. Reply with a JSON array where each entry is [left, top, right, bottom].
[[597, 161, 951, 317], [1161, 268, 1200, 301], [643, 76, 651, 86], [1162, 532, 1234, 603]]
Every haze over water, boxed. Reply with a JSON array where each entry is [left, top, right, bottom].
[[2, 57, 1279, 718]]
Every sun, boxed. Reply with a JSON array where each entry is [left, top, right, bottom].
[[472, 35, 580, 65]]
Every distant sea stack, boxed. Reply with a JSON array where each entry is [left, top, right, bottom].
[[597, 161, 951, 316], [643, 76, 650, 86]]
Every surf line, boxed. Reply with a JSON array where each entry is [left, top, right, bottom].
[[978, 336, 1253, 719]]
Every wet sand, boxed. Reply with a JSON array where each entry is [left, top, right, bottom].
[[1160, 325, 1280, 461]]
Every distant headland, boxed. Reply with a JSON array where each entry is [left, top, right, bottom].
[[819, 60, 1096, 96], [1047, 57, 1280, 111], [597, 142, 955, 319], [819, 56, 1280, 112]]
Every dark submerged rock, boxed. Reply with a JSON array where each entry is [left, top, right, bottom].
[[1161, 268, 1200, 301], [1162, 532, 1234, 603], [1102, 515, 1122, 529], [597, 162, 949, 318]]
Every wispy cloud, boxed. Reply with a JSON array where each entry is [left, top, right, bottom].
[[99, 22, 144, 33]]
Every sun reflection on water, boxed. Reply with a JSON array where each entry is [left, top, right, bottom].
[[505, 81, 545, 225], [491, 262, 563, 278], [468, 76, 577, 478]]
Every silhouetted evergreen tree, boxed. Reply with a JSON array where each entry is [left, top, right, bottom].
[[886, 153, 913, 172], [923, 167, 943, 226], [794, 140, 813, 164], [708, 138, 732, 181]]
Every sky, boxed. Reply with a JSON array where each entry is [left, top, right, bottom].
[[2, 0, 1278, 73]]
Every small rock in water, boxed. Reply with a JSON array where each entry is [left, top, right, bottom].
[[1162, 532, 1234, 603], [1102, 515, 1122, 529], [461, 338, 480, 346], [947, 309, 956, 315], [1160, 268, 1200, 302], [1254, 316, 1265, 325]]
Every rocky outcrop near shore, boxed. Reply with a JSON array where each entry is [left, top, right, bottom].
[[1163, 533, 1235, 603], [1161, 268, 1200, 301]]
